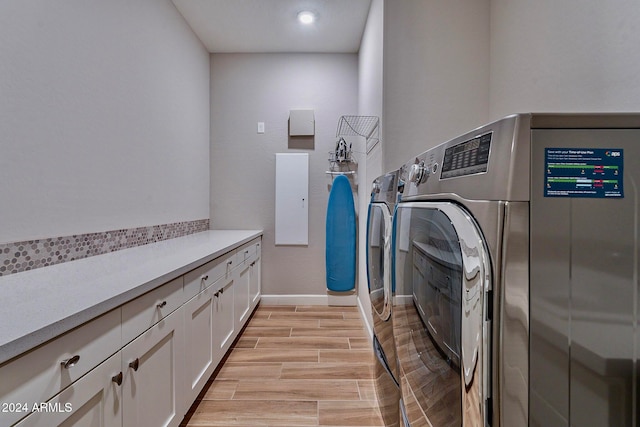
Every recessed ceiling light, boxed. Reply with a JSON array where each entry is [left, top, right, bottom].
[[297, 11, 316, 25]]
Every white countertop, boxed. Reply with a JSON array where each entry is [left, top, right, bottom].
[[0, 230, 262, 365]]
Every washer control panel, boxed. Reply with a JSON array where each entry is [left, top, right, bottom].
[[441, 132, 492, 179]]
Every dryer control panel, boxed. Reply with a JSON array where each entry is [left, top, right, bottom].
[[441, 132, 492, 179]]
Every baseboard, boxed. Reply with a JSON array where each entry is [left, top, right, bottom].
[[260, 294, 331, 306]]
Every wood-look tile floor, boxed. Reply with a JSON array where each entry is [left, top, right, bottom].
[[181, 305, 384, 427]]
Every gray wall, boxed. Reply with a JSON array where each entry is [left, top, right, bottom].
[[210, 53, 358, 297], [382, 0, 491, 171], [0, 0, 210, 243], [490, 0, 640, 118], [381, 0, 640, 174]]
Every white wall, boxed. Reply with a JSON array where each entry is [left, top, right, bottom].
[[383, 0, 490, 171], [490, 0, 640, 118], [210, 53, 358, 297], [357, 0, 385, 331], [0, 0, 210, 243]]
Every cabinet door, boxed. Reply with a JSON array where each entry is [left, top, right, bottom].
[[212, 275, 235, 363], [234, 261, 251, 330], [183, 286, 215, 404], [121, 308, 184, 427], [15, 352, 122, 427], [249, 253, 261, 308]]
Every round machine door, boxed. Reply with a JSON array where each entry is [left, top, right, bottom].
[[367, 202, 393, 321], [392, 201, 491, 427]]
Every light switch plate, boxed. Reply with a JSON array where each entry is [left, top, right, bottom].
[[257, 122, 265, 134]]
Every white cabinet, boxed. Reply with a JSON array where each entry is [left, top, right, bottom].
[[121, 308, 185, 427], [183, 252, 234, 301], [183, 285, 215, 404], [0, 309, 121, 427], [15, 352, 122, 427], [122, 276, 184, 345], [234, 260, 251, 330], [3, 234, 262, 427], [212, 274, 235, 364], [249, 242, 261, 308]]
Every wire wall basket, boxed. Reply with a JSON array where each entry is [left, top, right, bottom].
[[335, 115, 380, 152], [325, 115, 380, 176]]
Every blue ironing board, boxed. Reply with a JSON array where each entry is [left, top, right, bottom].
[[325, 175, 356, 292]]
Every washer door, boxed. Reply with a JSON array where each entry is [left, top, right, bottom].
[[367, 202, 393, 321], [392, 201, 491, 427]]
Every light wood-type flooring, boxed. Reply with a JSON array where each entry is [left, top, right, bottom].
[[181, 305, 385, 427]]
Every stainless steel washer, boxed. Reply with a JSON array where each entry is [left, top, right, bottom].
[[367, 170, 403, 427], [392, 113, 640, 426]]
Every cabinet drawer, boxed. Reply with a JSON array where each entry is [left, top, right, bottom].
[[14, 351, 122, 427], [0, 309, 121, 427], [122, 277, 183, 345], [184, 251, 235, 300], [236, 246, 252, 266], [236, 238, 261, 266]]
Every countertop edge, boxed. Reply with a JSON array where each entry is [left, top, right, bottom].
[[0, 229, 263, 365]]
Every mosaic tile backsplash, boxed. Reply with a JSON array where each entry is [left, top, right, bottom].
[[0, 219, 210, 276]]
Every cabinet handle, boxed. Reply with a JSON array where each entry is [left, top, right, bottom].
[[220, 287, 224, 294], [250, 261, 255, 267], [112, 372, 123, 386], [129, 358, 140, 371], [60, 355, 80, 369], [156, 301, 167, 309], [202, 274, 209, 281], [227, 260, 233, 266], [214, 291, 219, 297], [245, 250, 249, 254]]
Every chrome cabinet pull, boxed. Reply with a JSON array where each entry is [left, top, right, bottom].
[[129, 358, 139, 371], [112, 372, 123, 386], [61, 355, 80, 369], [156, 301, 167, 309]]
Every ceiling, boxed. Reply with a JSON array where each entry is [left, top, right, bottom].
[[171, 0, 373, 53]]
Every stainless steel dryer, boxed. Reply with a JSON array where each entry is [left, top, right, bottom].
[[392, 113, 640, 426], [367, 170, 403, 427]]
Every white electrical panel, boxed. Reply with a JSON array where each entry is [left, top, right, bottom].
[[275, 153, 309, 245]]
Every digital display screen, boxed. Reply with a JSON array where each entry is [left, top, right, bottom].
[[544, 148, 623, 198], [441, 133, 492, 179]]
